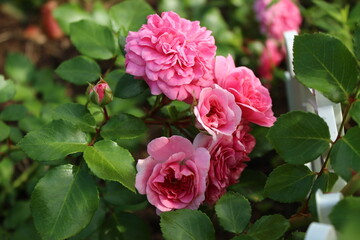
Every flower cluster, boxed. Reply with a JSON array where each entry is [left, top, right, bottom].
[[126, 11, 275, 213], [254, 0, 302, 81]]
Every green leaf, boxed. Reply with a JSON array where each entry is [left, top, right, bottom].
[[354, 27, 360, 61], [101, 113, 147, 140], [349, 3, 360, 24], [264, 164, 316, 203], [350, 101, 360, 125], [158, 0, 186, 17], [247, 214, 289, 240], [70, 20, 116, 60], [91, 1, 111, 27], [11, 221, 41, 240], [114, 73, 148, 99], [215, 192, 251, 234], [31, 164, 99, 240], [55, 56, 101, 85], [18, 120, 88, 162], [68, 201, 106, 240], [160, 209, 215, 240], [84, 140, 136, 192], [267, 111, 331, 164], [331, 126, 360, 180], [52, 103, 96, 132], [229, 170, 267, 202], [293, 33, 359, 103], [53, 3, 91, 34], [116, 212, 151, 240], [329, 197, 360, 231], [231, 236, 256, 240], [0, 75, 16, 103], [0, 104, 28, 121], [109, 0, 154, 33], [311, 171, 338, 193], [4, 52, 34, 83], [103, 182, 147, 211], [249, 126, 273, 158], [0, 121, 10, 142], [0, 158, 13, 185], [18, 116, 46, 132], [4, 201, 31, 229]]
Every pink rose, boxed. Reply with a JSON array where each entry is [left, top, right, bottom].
[[254, 0, 302, 40], [87, 80, 113, 106], [258, 39, 284, 81], [194, 123, 255, 204], [125, 11, 216, 103], [214, 55, 276, 127], [135, 136, 210, 212], [194, 85, 242, 136]]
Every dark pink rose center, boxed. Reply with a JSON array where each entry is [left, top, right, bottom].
[[157, 168, 194, 199], [204, 98, 226, 128]]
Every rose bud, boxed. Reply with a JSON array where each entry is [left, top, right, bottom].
[[87, 80, 113, 106]]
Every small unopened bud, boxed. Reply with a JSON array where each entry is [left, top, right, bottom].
[[87, 79, 113, 106]]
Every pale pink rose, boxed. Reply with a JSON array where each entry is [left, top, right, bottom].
[[254, 0, 302, 40], [135, 135, 210, 212], [125, 11, 216, 103], [194, 85, 242, 136], [258, 39, 284, 81], [194, 123, 254, 204], [214, 55, 276, 127]]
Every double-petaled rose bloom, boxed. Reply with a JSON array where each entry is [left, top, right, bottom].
[[214, 55, 276, 127], [125, 11, 216, 103], [135, 136, 210, 213], [194, 122, 255, 204], [254, 0, 302, 41]]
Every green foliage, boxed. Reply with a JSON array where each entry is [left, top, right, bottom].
[[0, 121, 10, 142], [215, 192, 251, 234], [114, 73, 148, 99], [70, 20, 117, 60], [264, 164, 316, 203], [100, 113, 147, 140], [0, 75, 16, 103], [31, 164, 99, 240], [0, 104, 28, 121], [84, 140, 136, 192], [294, 33, 359, 103], [267, 111, 331, 165], [354, 26, 360, 61], [329, 197, 360, 232], [52, 103, 96, 133], [53, 3, 91, 34], [350, 101, 360, 125], [4, 53, 34, 83], [18, 120, 88, 161], [160, 209, 215, 240], [247, 214, 290, 240], [109, 0, 154, 33], [55, 56, 101, 85], [229, 170, 267, 202], [331, 126, 360, 180]]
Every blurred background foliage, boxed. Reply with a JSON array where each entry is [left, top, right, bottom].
[[0, 0, 360, 239]]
